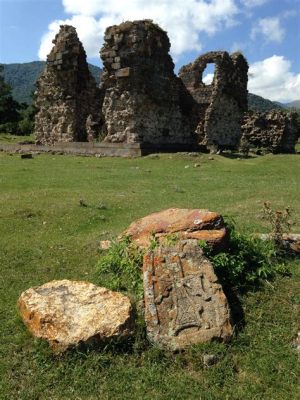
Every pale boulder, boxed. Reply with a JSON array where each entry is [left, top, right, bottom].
[[18, 280, 134, 352]]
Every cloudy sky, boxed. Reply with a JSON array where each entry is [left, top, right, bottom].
[[0, 0, 299, 102]]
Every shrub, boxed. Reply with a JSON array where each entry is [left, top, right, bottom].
[[17, 118, 33, 135], [0, 121, 18, 134], [200, 220, 289, 292]]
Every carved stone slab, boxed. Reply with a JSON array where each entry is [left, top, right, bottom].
[[143, 240, 233, 350]]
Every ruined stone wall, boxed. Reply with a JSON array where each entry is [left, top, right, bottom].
[[179, 51, 248, 150], [33, 21, 251, 152], [34, 25, 102, 145], [99, 20, 195, 145], [241, 111, 299, 153]]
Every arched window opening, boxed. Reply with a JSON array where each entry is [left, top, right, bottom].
[[202, 63, 216, 85]]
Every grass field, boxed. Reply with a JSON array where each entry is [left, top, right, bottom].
[[0, 133, 34, 143], [0, 150, 299, 399]]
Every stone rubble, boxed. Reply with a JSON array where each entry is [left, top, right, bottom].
[[18, 208, 235, 352]]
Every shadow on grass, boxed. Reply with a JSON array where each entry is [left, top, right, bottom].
[[219, 152, 256, 159]]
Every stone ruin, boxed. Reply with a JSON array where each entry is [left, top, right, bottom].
[[100, 20, 195, 148], [179, 51, 248, 150], [33, 21, 299, 153], [34, 25, 102, 145], [241, 110, 299, 153]]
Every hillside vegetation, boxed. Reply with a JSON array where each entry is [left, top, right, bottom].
[[2, 62, 102, 105], [247, 93, 283, 112]]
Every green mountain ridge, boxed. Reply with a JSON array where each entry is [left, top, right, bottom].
[[1, 61, 299, 111], [2, 61, 102, 105]]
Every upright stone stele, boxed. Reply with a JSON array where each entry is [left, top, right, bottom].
[[143, 240, 233, 350]]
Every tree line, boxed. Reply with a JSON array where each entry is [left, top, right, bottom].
[[0, 65, 36, 136]]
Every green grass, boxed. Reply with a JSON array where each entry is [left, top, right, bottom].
[[0, 151, 299, 399], [0, 133, 34, 143]]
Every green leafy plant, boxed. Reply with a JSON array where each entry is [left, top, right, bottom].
[[161, 233, 180, 246], [149, 233, 159, 251], [201, 220, 289, 292], [96, 236, 144, 300]]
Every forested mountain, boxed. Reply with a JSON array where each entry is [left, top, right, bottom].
[[2, 61, 299, 111], [2, 61, 102, 105], [247, 93, 283, 112]]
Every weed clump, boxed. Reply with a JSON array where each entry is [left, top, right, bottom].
[[261, 201, 294, 248], [96, 237, 144, 300], [200, 220, 289, 293]]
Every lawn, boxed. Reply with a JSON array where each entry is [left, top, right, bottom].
[[0, 150, 299, 399]]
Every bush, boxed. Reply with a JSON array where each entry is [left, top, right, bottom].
[[17, 118, 33, 135], [201, 221, 289, 292], [0, 121, 18, 134]]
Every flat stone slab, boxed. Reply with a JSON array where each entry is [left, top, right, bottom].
[[143, 240, 233, 350], [123, 208, 227, 251], [18, 280, 134, 352]]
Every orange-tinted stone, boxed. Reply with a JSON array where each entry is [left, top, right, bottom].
[[122, 208, 228, 251]]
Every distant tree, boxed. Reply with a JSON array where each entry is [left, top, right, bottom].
[[0, 65, 21, 124], [16, 103, 37, 135]]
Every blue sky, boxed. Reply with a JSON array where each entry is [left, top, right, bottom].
[[0, 0, 299, 102]]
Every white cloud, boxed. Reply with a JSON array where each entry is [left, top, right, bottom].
[[39, 0, 239, 60], [203, 73, 214, 84], [251, 17, 285, 43], [248, 55, 300, 102], [241, 0, 269, 7], [38, 16, 103, 60]]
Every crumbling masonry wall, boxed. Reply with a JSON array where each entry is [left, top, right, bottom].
[[99, 20, 195, 146], [34, 25, 102, 145], [178, 51, 248, 149], [241, 111, 299, 153], [34, 21, 252, 152]]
